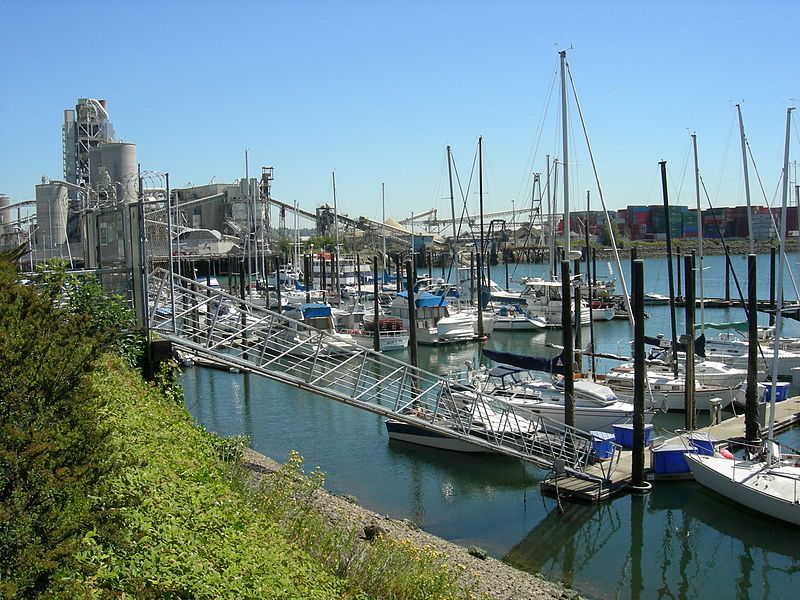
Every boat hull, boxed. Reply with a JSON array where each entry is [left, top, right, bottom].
[[385, 420, 492, 453], [686, 454, 800, 526]]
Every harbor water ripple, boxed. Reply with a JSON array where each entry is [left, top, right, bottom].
[[182, 255, 800, 600]]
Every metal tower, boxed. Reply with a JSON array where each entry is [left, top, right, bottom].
[[63, 98, 114, 200]]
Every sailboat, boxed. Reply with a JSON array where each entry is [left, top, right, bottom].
[[685, 107, 800, 526]]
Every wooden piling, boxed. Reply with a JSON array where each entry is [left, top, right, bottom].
[[684, 253, 696, 431], [406, 260, 418, 368], [373, 256, 380, 352], [745, 253, 760, 440], [561, 259, 574, 429], [631, 259, 645, 488]]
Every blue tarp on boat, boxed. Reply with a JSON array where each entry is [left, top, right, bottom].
[[396, 291, 448, 308], [296, 303, 332, 318]]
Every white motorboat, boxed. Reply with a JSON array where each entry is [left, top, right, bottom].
[[490, 304, 548, 331], [589, 301, 616, 321], [348, 316, 409, 352], [385, 394, 539, 453], [476, 363, 653, 433], [602, 367, 738, 412], [278, 303, 356, 356], [634, 345, 749, 388], [388, 291, 481, 344], [518, 277, 591, 326], [701, 334, 800, 380]]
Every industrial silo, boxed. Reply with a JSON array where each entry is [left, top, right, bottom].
[[0, 194, 9, 233], [101, 142, 138, 203], [35, 182, 69, 246]]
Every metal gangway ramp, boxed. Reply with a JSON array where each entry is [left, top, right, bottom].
[[147, 268, 621, 481]]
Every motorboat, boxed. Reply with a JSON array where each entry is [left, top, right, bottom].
[[518, 277, 591, 326], [348, 316, 409, 352], [701, 333, 800, 380], [388, 291, 482, 344], [476, 363, 653, 433], [589, 301, 616, 321], [385, 392, 539, 453], [278, 303, 356, 356], [602, 367, 739, 412], [489, 303, 548, 331]]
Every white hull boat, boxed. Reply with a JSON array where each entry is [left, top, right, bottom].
[[686, 446, 800, 526], [476, 360, 654, 433], [603, 368, 738, 412], [702, 336, 800, 380]]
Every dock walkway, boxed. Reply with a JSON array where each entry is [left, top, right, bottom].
[[541, 397, 800, 502]]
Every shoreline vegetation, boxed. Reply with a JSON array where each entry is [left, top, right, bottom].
[[0, 252, 581, 599]]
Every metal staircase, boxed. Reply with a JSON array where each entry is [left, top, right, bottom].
[[147, 268, 620, 481]]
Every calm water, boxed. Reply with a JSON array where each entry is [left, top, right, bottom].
[[182, 254, 800, 600]]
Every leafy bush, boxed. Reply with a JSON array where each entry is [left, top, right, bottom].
[[0, 251, 111, 599], [30, 259, 146, 369]]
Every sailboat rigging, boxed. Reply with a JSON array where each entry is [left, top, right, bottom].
[[686, 106, 800, 526]]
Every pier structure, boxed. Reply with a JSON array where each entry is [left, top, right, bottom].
[[145, 266, 622, 482], [541, 397, 800, 502]]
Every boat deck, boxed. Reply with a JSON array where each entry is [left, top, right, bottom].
[[541, 396, 800, 502]]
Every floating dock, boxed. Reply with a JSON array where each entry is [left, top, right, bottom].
[[541, 396, 800, 502]]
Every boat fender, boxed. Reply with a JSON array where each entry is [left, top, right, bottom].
[[720, 448, 734, 460]]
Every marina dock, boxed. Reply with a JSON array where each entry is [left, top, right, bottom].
[[541, 396, 800, 502]]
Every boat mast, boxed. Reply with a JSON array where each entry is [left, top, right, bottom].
[[736, 104, 755, 254], [294, 199, 300, 272], [477, 136, 485, 338], [660, 160, 680, 378], [692, 133, 705, 336], [559, 50, 571, 261], [767, 106, 794, 455], [447, 146, 457, 269], [332, 171, 340, 298], [478, 135, 485, 286], [381, 182, 386, 281]]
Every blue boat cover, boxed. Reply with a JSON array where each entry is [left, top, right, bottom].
[[483, 348, 566, 375], [297, 303, 332, 318], [396, 291, 448, 308]]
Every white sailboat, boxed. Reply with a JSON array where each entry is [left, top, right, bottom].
[[686, 106, 800, 526]]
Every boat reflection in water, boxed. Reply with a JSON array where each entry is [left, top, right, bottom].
[[503, 481, 799, 600]]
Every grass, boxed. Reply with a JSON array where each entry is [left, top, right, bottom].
[[56, 356, 486, 600]]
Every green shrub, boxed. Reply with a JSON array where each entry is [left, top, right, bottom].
[[0, 252, 111, 599]]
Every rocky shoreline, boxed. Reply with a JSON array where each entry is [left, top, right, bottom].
[[242, 448, 583, 600]]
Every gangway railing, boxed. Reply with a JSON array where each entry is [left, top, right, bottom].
[[146, 268, 621, 481]]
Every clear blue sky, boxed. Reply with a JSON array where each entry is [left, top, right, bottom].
[[2, 0, 799, 226]]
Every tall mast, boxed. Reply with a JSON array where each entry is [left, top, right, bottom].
[[477, 136, 485, 338], [447, 146, 457, 248], [737, 104, 755, 254], [381, 182, 386, 280], [332, 171, 340, 297], [660, 160, 679, 379], [546, 155, 554, 278], [294, 199, 299, 270], [478, 135, 485, 285], [245, 148, 252, 287], [692, 133, 705, 335], [767, 106, 794, 454], [559, 50, 571, 260]]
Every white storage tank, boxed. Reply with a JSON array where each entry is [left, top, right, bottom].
[[35, 182, 69, 246], [88, 142, 137, 203], [101, 142, 137, 203], [0, 194, 9, 232]]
